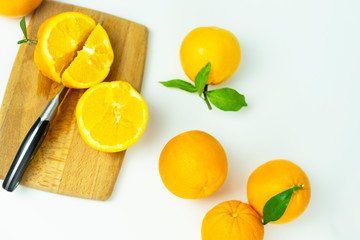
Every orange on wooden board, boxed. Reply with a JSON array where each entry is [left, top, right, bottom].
[[180, 26, 241, 85], [76, 81, 148, 152], [0, 0, 42, 17], [62, 23, 114, 89], [201, 200, 264, 240], [159, 130, 228, 199], [247, 159, 311, 224], [34, 12, 113, 88]]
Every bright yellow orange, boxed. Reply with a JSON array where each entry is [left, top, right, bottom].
[[180, 27, 241, 85], [247, 159, 311, 224], [159, 130, 227, 199], [0, 0, 42, 17], [201, 200, 264, 240], [62, 24, 114, 89], [34, 12, 96, 83], [76, 81, 148, 152]]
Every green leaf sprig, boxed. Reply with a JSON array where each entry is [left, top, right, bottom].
[[263, 184, 304, 225], [17, 16, 37, 45], [160, 62, 247, 111]]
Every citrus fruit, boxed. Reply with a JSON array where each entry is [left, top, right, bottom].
[[180, 26, 241, 85], [34, 12, 114, 88], [159, 130, 228, 199], [202, 200, 264, 240], [0, 0, 42, 17], [247, 159, 311, 224], [34, 12, 96, 83], [62, 24, 114, 89], [76, 81, 148, 152]]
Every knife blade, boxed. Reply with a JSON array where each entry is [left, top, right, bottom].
[[2, 86, 69, 192]]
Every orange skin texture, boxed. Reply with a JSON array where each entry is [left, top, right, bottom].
[[159, 130, 228, 199], [0, 0, 42, 17], [202, 200, 264, 240], [180, 26, 241, 85], [247, 159, 311, 224]]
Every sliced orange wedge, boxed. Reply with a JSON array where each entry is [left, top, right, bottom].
[[34, 12, 114, 88], [62, 24, 114, 89], [76, 81, 148, 152]]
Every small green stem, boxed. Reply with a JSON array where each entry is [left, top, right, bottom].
[[18, 38, 37, 45], [203, 85, 212, 110], [28, 39, 38, 44], [291, 184, 304, 193]]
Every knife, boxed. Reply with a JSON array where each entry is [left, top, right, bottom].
[[2, 86, 69, 192]]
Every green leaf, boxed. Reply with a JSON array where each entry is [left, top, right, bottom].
[[206, 88, 247, 111], [262, 184, 304, 225], [263, 188, 293, 225], [17, 39, 27, 44], [20, 16, 27, 39], [160, 80, 197, 93], [195, 62, 211, 96]]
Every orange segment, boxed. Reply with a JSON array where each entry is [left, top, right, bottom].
[[34, 12, 96, 83], [76, 81, 148, 152], [62, 24, 114, 89]]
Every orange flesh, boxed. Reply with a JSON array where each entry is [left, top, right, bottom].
[[76, 81, 148, 152]]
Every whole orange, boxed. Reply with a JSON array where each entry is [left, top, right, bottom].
[[0, 0, 42, 17], [180, 26, 241, 85], [202, 200, 264, 240], [247, 159, 311, 224], [159, 130, 227, 199]]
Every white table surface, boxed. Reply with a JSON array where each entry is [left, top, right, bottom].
[[0, 0, 359, 239]]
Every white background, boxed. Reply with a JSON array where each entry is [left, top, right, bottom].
[[0, 0, 359, 239]]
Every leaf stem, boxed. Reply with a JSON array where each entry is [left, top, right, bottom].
[[203, 85, 212, 110], [291, 184, 304, 193], [18, 16, 37, 45]]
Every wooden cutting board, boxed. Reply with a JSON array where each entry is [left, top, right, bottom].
[[0, 1, 148, 200]]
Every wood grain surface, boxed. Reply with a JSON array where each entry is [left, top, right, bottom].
[[0, 1, 148, 200]]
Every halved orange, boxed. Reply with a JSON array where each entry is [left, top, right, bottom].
[[34, 12, 96, 83], [34, 12, 114, 88], [76, 81, 148, 152]]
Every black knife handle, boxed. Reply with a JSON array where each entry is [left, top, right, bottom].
[[2, 118, 50, 192]]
